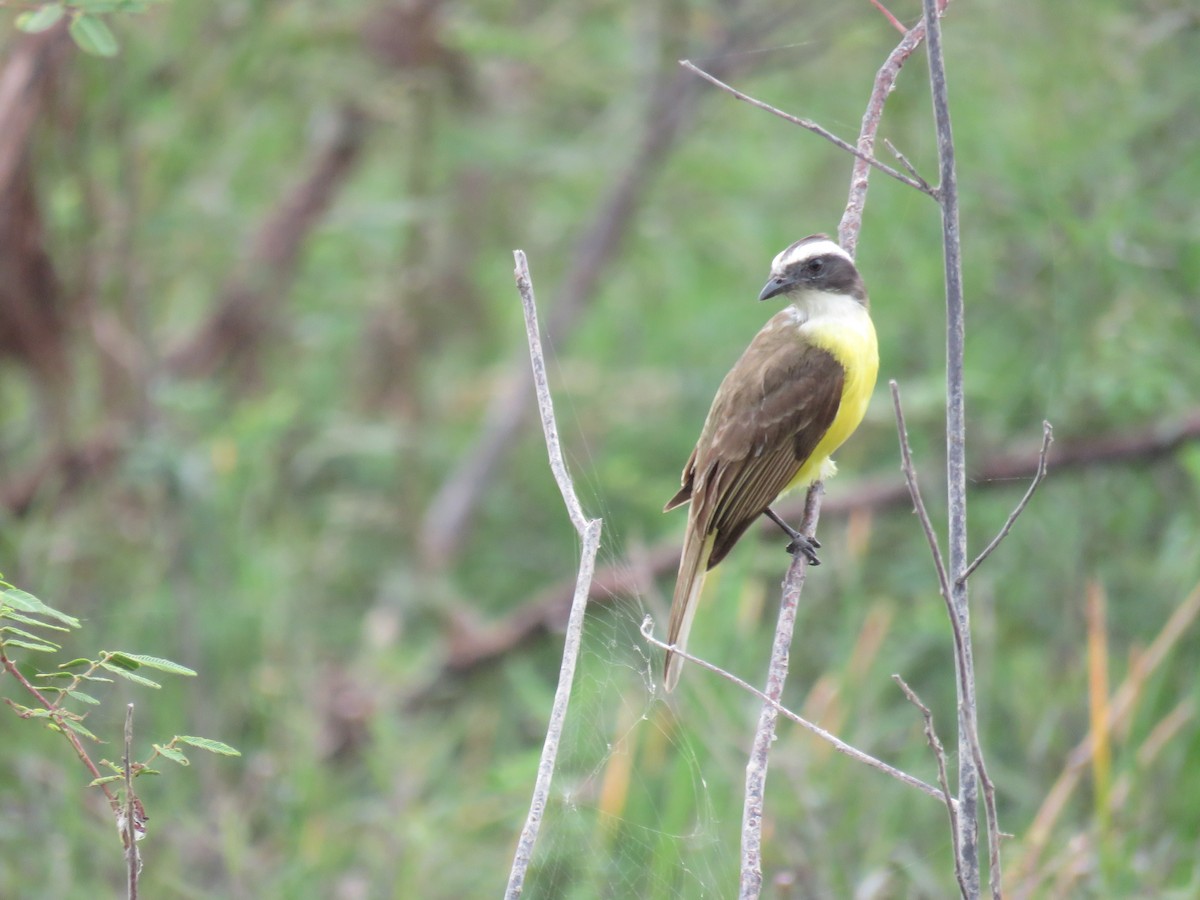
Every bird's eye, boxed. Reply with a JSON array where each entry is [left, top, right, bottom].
[[806, 258, 824, 274]]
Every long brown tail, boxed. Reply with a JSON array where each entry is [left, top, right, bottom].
[[663, 528, 716, 691]]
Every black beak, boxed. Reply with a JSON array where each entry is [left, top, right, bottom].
[[758, 275, 793, 302]]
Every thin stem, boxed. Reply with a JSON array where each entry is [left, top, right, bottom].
[[679, 60, 934, 197], [890, 381, 952, 604], [894, 674, 967, 898], [642, 619, 952, 805], [922, 0, 1001, 893], [959, 421, 1053, 584], [504, 252, 604, 900], [123, 703, 140, 900]]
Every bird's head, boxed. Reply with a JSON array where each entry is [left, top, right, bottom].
[[758, 234, 867, 306]]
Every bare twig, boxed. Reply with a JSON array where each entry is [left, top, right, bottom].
[[679, 60, 934, 197], [870, 0, 908, 35], [959, 421, 1053, 584], [123, 703, 140, 900], [840, 1, 947, 256], [505, 252, 603, 900], [883, 137, 934, 193], [921, 0, 1001, 893], [893, 674, 966, 898], [642, 619, 950, 805], [740, 485, 819, 899], [890, 382, 952, 603]]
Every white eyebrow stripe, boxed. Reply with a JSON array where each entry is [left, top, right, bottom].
[[771, 239, 852, 272]]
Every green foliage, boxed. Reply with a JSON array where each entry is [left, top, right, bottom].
[[1, 0, 1198, 896], [0, 576, 240, 883]]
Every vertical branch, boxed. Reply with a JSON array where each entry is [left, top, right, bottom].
[[739, 485, 821, 899], [504, 251, 603, 899], [921, 0, 1000, 895], [123, 703, 140, 900]]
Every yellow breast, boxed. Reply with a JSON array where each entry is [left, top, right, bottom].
[[787, 296, 879, 488]]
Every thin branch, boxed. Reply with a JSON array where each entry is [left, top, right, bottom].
[[921, 0, 1001, 893], [883, 137, 934, 193], [679, 60, 934, 197], [840, 2, 946, 255], [890, 381, 952, 604], [0, 646, 119, 809], [893, 674, 966, 899], [642, 619, 951, 805], [740, 485, 819, 899], [869, 0, 908, 35], [505, 252, 603, 900], [959, 421, 1053, 584], [512, 251, 587, 532], [123, 703, 140, 900]]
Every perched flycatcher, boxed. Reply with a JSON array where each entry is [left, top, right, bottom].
[[663, 235, 879, 690]]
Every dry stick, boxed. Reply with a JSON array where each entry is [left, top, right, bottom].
[[642, 619, 950, 805], [959, 422, 1052, 585], [890, 382, 952, 602], [921, 0, 1002, 894], [504, 252, 603, 900], [739, 485, 819, 900], [892, 382, 1006, 897], [679, 61, 934, 198], [841, 1, 945, 257], [893, 674, 967, 899], [123, 703, 139, 900]]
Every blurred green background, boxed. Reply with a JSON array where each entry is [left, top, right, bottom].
[[1, 0, 1199, 896]]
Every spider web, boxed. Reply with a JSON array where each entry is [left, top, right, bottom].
[[517, 559, 737, 900]]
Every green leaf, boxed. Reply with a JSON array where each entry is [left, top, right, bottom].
[[59, 718, 101, 742], [35, 672, 75, 680], [68, 13, 119, 57], [2, 624, 63, 647], [1, 610, 71, 633], [80, 674, 114, 684], [15, 4, 65, 33], [2, 638, 59, 653], [2, 589, 80, 628], [89, 774, 124, 787], [177, 735, 242, 757], [103, 652, 141, 671], [113, 654, 197, 677], [154, 744, 190, 765], [59, 658, 93, 669], [99, 663, 161, 688], [67, 690, 101, 705]]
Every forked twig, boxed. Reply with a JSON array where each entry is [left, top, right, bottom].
[[890, 381, 952, 604], [505, 252, 604, 899], [679, 60, 935, 198], [893, 674, 966, 899], [959, 421, 1053, 584], [643, 619, 952, 806]]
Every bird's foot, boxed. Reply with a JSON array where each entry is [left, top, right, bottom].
[[785, 534, 821, 566]]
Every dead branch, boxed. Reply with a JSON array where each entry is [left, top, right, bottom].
[[504, 251, 603, 899], [165, 106, 367, 382]]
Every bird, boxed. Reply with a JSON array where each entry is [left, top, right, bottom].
[[662, 234, 879, 691]]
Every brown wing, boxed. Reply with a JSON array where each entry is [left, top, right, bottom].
[[676, 315, 845, 569]]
